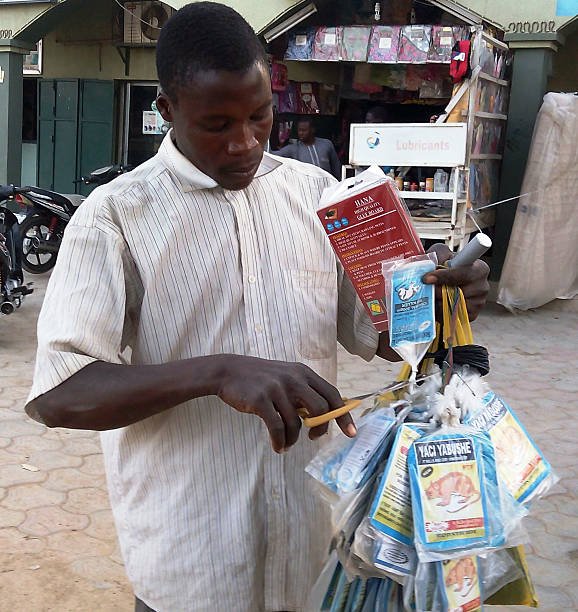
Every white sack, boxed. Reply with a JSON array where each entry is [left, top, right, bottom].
[[498, 92, 578, 311]]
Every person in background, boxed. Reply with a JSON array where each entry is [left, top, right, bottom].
[[365, 105, 390, 124], [274, 117, 342, 179]]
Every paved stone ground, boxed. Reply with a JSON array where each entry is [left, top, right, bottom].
[[0, 274, 576, 611]]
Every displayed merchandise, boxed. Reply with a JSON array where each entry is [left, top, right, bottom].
[[284, 27, 315, 61], [317, 167, 424, 332], [383, 255, 437, 381], [398, 25, 432, 64], [277, 81, 298, 113], [303, 253, 553, 609], [296, 82, 320, 114], [340, 26, 371, 62], [270, 61, 288, 92], [367, 25, 401, 63], [464, 392, 556, 503], [312, 26, 343, 61], [428, 25, 468, 63]]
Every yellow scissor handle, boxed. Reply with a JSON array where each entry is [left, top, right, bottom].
[[298, 399, 362, 428]]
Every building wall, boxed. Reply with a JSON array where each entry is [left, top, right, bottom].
[[549, 30, 578, 90], [460, 0, 575, 31]]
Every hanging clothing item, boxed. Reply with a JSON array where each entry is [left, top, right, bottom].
[[498, 93, 578, 310], [367, 25, 401, 63]]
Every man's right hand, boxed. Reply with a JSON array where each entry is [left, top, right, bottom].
[[216, 355, 356, 453]]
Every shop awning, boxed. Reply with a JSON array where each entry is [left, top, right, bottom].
[[162, 0, 315, 36]]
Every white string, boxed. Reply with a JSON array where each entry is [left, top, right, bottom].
[[469, 190, 540, 213], [113, 0, 163, 31]]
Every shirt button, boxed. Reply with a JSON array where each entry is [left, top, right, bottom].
[[255, 324, 263, 333], [248, 275, 257, 284]]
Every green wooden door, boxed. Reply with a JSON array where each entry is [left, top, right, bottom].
[[37, 79, 79, 192], [37, 79, 114, 194], [78, 80, 115, 196]]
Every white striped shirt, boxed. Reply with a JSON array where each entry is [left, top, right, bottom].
[[29, 132, 378, 611]]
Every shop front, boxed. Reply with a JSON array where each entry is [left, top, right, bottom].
[[264, 0, 512, 248]]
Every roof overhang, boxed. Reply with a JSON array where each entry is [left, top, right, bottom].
[[163, 0, 314, 36]]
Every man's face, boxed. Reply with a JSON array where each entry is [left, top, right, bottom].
[[297, 122, 314, 143], [156, 62, 273, 191]]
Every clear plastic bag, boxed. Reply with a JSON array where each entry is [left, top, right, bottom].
[[464, 390, 558, 505], [306, 409, 397, 496], [382, 254, 438, 387]]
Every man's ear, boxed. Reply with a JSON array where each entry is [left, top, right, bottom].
[[156, 92, 174, 123]]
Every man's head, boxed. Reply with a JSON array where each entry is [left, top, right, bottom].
[[296, 118, 315, 145], [365, 106, 390, 123], [155, 2, 273, 190]]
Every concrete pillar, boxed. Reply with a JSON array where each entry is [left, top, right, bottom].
[[491, 34, 562, 280], [0, 42, 31, 186]]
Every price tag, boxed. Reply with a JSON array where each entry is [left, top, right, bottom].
[[379, 37, 392, 49], [440, 36, 453, 46], [295, 34, 307, 46], [324, 33, 337, 45]]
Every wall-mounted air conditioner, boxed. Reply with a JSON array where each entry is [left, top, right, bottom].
[[123, 1, 173, 46]]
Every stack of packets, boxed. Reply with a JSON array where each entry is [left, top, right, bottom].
[[306, 169, 557, 611]]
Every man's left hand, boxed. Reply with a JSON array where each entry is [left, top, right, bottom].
[[422, 243, 490, 321]]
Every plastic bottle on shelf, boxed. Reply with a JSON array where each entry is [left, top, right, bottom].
[[433, 168, 449, 192]]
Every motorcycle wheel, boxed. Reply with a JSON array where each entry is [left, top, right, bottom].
[[20, 214, 59, 274]]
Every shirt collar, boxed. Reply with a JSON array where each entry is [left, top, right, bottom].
[[159, 129, 282, 192]]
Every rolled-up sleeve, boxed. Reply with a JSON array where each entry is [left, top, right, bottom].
[[28, 218, 137, 403]]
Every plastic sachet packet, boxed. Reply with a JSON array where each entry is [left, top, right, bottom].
[[383, 254, 437, 385], [464, 391, 557, 504], [352, 518, 417, 584], [413, 548, 523, 612], [306, 409, 397, 496], [407, 427, 527, 562], [369, 423, 424, 546]]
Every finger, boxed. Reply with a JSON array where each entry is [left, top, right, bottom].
[[335, 412, 357, 438], [423, 263, 483, 288], [272, 393, 302, 450], [301, 366, 344, 411], [426, 242, 453, 266], [258, 401, 286, 453], [309, 423, 329, 440]]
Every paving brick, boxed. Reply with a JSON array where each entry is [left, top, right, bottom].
[[70, 556, 126, 584], [0, 527, 45, 554], [6, 435, 63, 455], [19, 506, 90, 537], [43, 467, 106, 492], [63, 487, 111, 515], [60, 438, 102, 457], [0, 508, 26, 528], [79, 453, 106, 476], [45, 531, 113, 560], [0, 463, 46, 486], [84, 509, 117, 542], [27, 450, 83, 471], [0, 419, 44, 438], [1, 484, 66, 511]]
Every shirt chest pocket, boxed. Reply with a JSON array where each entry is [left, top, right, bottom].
[[283, 269, 338, 361]]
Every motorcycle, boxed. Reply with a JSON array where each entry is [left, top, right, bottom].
[[0, 189, 33, 315], [14, 165, 129, 274]]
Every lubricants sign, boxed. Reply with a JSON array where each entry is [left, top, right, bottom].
[[349, 122, 468, 167]]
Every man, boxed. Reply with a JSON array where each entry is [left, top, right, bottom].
[[25, 3, 489, 611], [274, 117, 342, 179]]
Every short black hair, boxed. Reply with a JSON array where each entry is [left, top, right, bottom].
[[297, 117, 314, 128], [366, 105, 390, 122], [156, 1, 267, 100]]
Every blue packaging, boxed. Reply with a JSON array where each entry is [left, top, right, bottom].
[[464, 391, 554, 504], [408, 430, 506, 560], [389, 260, 436, 353]]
